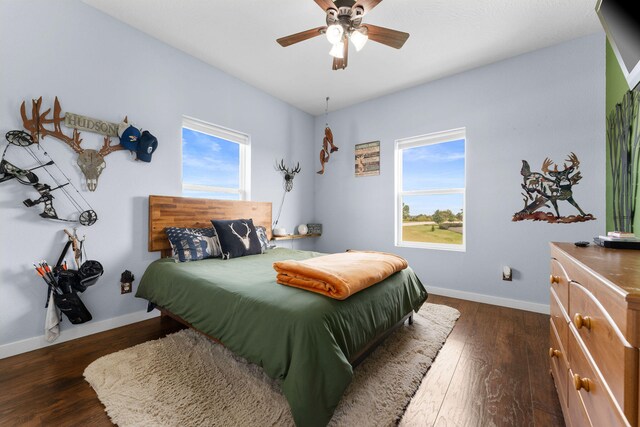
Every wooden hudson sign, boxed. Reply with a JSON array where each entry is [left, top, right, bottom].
[[64, 112, 120, 137]]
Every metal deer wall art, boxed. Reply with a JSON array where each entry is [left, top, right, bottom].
[[273, 159, 302, 229], [20, 97, 125, 191], [276, 159, 301, 192], [513, 152, 595, 224]]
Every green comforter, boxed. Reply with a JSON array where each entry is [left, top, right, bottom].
[[137, 248, 427, 427]]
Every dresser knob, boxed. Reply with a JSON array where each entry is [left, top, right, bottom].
[[548, 347, 561, 358], [573, 373, 592, 392], [550, 275, 560, 284], [574, 313, 592, 330]]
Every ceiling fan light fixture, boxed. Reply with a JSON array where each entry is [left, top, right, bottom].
[[275, 0, 409, 71], [329, 42, 344, 58], [350, 27, 368, 51], [326, 24, 344, 45]]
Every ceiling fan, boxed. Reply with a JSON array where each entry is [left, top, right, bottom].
[[277, 0, 410, 70]]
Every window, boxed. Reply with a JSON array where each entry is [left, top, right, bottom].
[[395, 128, 466, 251], [182, 116, 250, 200]]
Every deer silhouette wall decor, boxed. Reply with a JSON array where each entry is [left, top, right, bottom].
[[513, 152, 595, 223], [20, 97, 126, 191]]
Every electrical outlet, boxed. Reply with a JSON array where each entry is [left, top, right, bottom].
[[502, 266, 512, 281], [121, 281, 132, 294]]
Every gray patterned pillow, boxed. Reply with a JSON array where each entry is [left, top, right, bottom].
[[164, 227, 221, 262], [255, 226, 270, 253]]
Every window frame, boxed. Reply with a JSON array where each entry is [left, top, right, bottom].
[[394, 128, 466, 252], [181, 115, 251, 200]]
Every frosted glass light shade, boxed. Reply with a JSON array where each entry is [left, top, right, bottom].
[[326, 24, 344, 44], [329, 43, 344, 58], [350, 28, 368, 51]]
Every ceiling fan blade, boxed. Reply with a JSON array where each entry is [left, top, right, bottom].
[[354, 0, 383, 14], [343, 37, 348, 68], [277, 26, 327, 47], [314, 0, 337, 11], [362, 24, 409, 49]]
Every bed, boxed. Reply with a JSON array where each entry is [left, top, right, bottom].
[[137, 195, 428, 427]]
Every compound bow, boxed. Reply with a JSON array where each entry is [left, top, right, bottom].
[[0, 130, 97, 226]]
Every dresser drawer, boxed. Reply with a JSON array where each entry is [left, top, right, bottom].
[[550, 287, 569, 353], [569, 280, 638, 420], [553, 249, 593, 290], [550, 242, 640, 427], [568, 326, 630, 427], [550, 318, 568, 409], [566, 369, 593, 427], [551, 258, 570, 313]]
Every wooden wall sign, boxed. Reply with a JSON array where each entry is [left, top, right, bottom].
[[64, 113, 120, 137], [355, 141, 380, 177]]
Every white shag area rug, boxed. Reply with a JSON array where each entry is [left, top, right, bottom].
[[84, 303, 459, 427]]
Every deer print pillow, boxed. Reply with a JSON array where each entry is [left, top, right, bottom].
[[211, 219, 262, 260], [164, 227, 222, 263]]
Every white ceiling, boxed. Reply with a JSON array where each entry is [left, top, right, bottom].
[[83, 0, 602, 115]]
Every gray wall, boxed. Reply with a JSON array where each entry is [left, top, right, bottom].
[[0, 0, 315, 347], [312, 34, 605, 308]]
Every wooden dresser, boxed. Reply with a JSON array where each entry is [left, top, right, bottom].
[[549, 242, 640, 427]]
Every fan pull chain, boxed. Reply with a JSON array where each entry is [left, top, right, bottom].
[[325, 97, 330, 127]]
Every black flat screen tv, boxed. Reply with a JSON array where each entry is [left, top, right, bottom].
[[596, 0, 640, 89]]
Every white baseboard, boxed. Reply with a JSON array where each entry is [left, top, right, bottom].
[[427, 286, 550, 314], [0, 309, 159, 360]]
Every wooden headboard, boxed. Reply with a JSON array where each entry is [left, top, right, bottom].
[[149, 195, 272, 257]]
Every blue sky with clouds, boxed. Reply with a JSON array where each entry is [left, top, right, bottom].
[[402, 139, 465, 216], [182, 128, 239, 189]]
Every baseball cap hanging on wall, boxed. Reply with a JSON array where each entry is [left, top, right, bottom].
[[118, 122, 141, 151], [116, 123, 158, 162], [136, 131, 158, 162]]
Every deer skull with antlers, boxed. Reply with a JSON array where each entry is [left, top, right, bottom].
[[20, 97, 125, 191], [74, 137, 123, 191]]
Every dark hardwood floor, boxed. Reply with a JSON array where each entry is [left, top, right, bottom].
[[0, 295, 564, 426], [423, 295, 564, 427]]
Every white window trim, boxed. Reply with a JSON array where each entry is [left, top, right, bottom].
[[394, 127, 466, 252], [181, 115, 251, 200]]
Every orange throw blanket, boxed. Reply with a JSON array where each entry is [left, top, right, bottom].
[[273, 250, 408, 300]]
